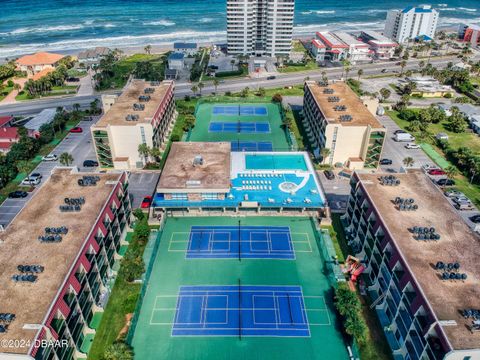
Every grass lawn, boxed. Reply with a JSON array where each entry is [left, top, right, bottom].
[[0, 85, 14, 101], [278, 61, 318, 73], [330, 214, 393, 360], [203, 64, 249, 82], [0, 116, 82, 204]]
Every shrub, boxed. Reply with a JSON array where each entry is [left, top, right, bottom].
[[171, 134, 180, 142], [7, 80, 14, 87], [334, 283, 368, 345], [272, 93, 283, 103]]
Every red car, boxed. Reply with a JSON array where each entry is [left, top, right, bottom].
[[141, 196, 152, 209], [428, 169, 446, 176], [69, 127, 83, 133]]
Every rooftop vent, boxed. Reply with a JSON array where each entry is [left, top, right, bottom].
[[125, 114, 140, 121], [323, 88, 334, 94], [379, 175, 400, 186], [193, 155, 204, 166], [328, 96, 340, 102], [394, 197, 418, 211], [435, 261, 467, 282], [139, 95, 151, 102], [408, 226, 441, 241], [150, 81, 160, 86], [317, 80, 328, 87], [339, 114, 353, 122], [78, 176, 100, 187], [144, 87, 155, 94], [334, 105, 347, 111], [133, 103, 145, 111]]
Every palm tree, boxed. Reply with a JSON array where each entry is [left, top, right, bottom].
[[320, 148, 331, 163], [191, 85, 198, 96], [341, 59, 351, 80], [197, 82, 204, 96], [59, 152, 74, 166], [213, 78, 219, 93], [445, 165, 459, 180], [144, 45, 152, 55], [403, 156, 415, 168], [138, 143, 150, 164], [357, 69, 363, 81]]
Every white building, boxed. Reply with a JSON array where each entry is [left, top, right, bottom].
[[226, 0, 295, 56], [384, 5, 439, 43], [359, 30, 398, 59], [332, 32, 370, 63]]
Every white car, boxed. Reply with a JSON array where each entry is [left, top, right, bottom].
[[21, 177, 41, 186], [405, 143, 420, 149], [42, 154, 58, 161]]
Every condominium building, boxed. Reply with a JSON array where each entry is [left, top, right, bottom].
[[343, 170, 480, 359], [0, 168, 131, 359], [314, 32, 349, 62], [91, 80, 176, 170], [384, 5, 439, 44], [359, 30, 398, 60], [303, 81, 385, 169], [330, 32, 370, 63], [226, 0, 295, 56]]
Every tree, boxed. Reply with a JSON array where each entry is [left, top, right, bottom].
[[197, 82, 204, 96], [104, 341, 134, 360], [73, 103, 80, 112], [257, 87, 266, 97], [138, 143, 150, 163], [445, 165, 459, 180], [90, 99, 100, 115], [230, 59, 236, 71], [240, 86, 250, 97], [272, 93, 283, 103], [357, 69, 363, 80], [446, 107, 467, 133], [341, 59, 351, 80], [320, 148, 331, 163], [403, 156, 415, 168], [144, 45, 152, 55], [191, 85, 198, 96], [183, 114, 196, 131], [399, 60, 407, 76], [379, 88, 391, 102], [149, 147, 161, 162], [213, 78, 219, 93], [16, 160, 30, 176], [59, 152, 74, 166]]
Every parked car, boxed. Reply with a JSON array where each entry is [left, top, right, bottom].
[[454, 201, 475, 211], [266, 76, 276, 80], [69, 127, 83, 133], [444, 189, 464, 198], [42, 154, 58, 161], [21, 177, 40, 186], [83, 160, 99, 167], [379, 158, 393, 165], [453, 196, 471, 204], [405, 143, 420, 149], [428, 169, 446, 176], [422, 164, 437, 171], [469, 214, 480, 223], [394, 133, 415, 142], [324, 170, 335, 180], [8, 191, 28, 198], [67, 77, 80, 82], [436, 178, 455, 186], [394, 129, 407, 135], [141, 196, 153, 209], [381, 69, 387, 73]]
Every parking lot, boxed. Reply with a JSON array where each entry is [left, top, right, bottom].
[[0, 117, 98, 226], [317, 170, 351, 212]]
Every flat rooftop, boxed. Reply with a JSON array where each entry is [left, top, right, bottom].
[[305, 81, 384, 128], [332, 32, 368, 47], [357, 170, 480, 350], [0, 169, 121, 354], [157, 142, 231, 191], [316, 32, 348, 48], [94, 79, 172, 128]]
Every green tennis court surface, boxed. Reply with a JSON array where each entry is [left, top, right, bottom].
[[130, 216, 348, 360], [190, 102, 290, 151]]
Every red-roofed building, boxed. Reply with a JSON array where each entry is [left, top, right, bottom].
[[315, 32, 349, 62], [310, 39, 327, 63], [0, 116, 19, 153], [15, 52, 65, 78]]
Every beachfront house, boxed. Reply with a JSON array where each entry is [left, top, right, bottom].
[[15, 52, 65, 78], [173, 42, 198, 56]]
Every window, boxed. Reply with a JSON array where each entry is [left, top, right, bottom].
[[171, 193, 187, 200], [140, 126, 146, 143], [201, 193, 218, 200]]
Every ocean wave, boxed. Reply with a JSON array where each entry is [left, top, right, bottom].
[[0, 22, 119, 37], [199, 17, 214, 23], [439, 7, 477, 12], [437, 3, 448, 7], [457, 7, 477, 12], [438, 7, 459, 11], [143, 20, 176, 26], [0, 30, 226, 58], [293, 20, 384, 35], [439, 16, 480, 26], [301, 10, 336, 15]]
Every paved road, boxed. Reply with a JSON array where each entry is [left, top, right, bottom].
[[0, 117, 98, 226], [0, 56, 462, 117]]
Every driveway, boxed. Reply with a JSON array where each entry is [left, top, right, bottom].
[[127, 172, 160, 208], [0, 117, 98, 227], [317, 170, 351, 212]]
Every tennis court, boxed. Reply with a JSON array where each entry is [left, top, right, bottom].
[[230, 141, 273, 152], [130, 216, 349, 359], [190, 102, 290, 151], [212, 105, 268, 116], [208, 122, 271, 134], [180, 225, 294, 259]]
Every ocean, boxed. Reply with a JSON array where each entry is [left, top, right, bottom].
[[0, 0, 479, 58]]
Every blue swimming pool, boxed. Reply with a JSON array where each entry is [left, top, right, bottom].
[[245, 155, 308, 171]]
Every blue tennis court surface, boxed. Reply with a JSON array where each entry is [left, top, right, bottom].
[[231, 141, 273, 152], [212, 105, 268, 116], [209, 122, 270, 133], [172, 285, 310, 337], [187, 226, 294, 259]]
